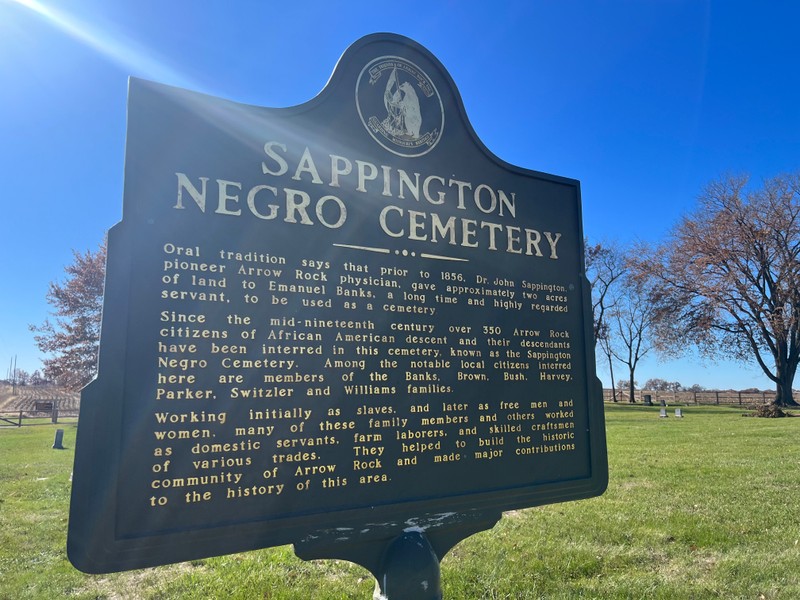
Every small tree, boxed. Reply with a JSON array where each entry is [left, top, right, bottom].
[[13, 368, 30, 386], [586, 240, 626, 401], [607, 272, 657, 403], [30, 242, 106, 389], [29, 370, 47, 385], [644, 379, 683, 392], [596, 322, 619, 401], [644, 378, 669, 391]]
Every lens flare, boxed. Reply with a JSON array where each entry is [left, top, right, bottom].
[[7, 0, 196, 89]]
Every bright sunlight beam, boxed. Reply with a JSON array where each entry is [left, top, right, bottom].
[[6, 0, 197, 89]]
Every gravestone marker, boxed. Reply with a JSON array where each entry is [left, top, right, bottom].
[[68, 33, 607, 594], [53, 428, 65, 450]]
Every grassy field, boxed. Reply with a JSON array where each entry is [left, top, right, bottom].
[[1, 404, 799, 599]]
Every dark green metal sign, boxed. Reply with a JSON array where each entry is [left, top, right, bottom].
[[68, 33, 607, 581]]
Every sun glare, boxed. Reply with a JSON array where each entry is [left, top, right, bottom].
[[9, 0, 44, 10], [5, 0, 195, 89]]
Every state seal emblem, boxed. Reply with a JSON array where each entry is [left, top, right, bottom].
[[356, 56, 444, 157]]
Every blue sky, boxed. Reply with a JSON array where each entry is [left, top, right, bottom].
[[1, 0, 798, 391]]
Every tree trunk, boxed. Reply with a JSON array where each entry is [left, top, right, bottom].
[[628, 369, 636, 403], [775, 377, 799, 407], [609, 359, 617, 403], [772, 350, 799, 406]]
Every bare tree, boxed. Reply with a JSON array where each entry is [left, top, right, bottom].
[[607, 273, 656, 403], [29, 370, 47, 385], [13, 368, 31, 386], [643, 379, 683, 392], [30, 241, 106, 389], [586, 240, 626, 400], [634, 173, 800, 406], [586, 240, 626, 340], [645, 378, 671, 391], [596, 322, 619, 401]]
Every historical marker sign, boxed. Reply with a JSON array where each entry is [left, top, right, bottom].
[[68, 33, 607, 577]]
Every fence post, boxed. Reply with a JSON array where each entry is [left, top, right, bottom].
[[715, 391, 720, 405], [18, 411, 22, 427]]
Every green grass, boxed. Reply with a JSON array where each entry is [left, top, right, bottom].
[[1, 406, 799, 598]]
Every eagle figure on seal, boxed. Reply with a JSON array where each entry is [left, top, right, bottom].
[[382, 67, 422, 139]]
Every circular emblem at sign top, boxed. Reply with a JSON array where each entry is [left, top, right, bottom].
[[356, 56, 444, 158]]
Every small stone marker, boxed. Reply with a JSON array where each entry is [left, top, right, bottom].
[[675, 408, 683, 418], [643, 394, 653, 406], [659, 408, 668, 418], [53, 429, 65, 450]]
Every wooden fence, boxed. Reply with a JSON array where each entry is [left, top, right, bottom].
[[0, 407, 79, 427], [603, 389, 777, 406], [0, 384, 81, 427]]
